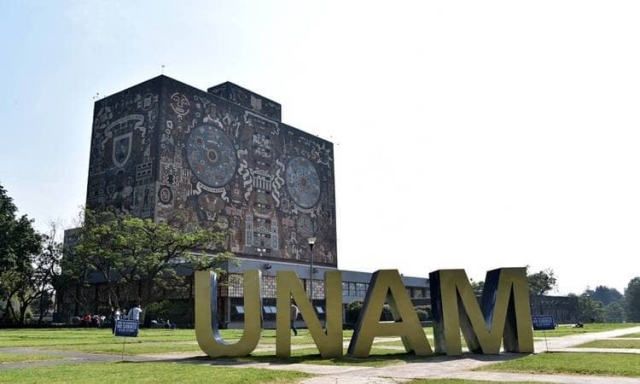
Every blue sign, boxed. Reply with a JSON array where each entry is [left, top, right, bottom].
[[532, 315, 555, 330], [115, 319, 139, 337]]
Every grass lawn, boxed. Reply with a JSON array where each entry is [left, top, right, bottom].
[[0, 362, 311, 384], [0, 328, 203, 355], [616, 332, 640, 338], [0, 353, 65, 364], [0, 328, 296, 355], [39, 341, 205, 355], [532, 323, 639, 337], [0, 328, 342, 349], [2, 323, 636, 357], [0, 327, 426, 356], [477, 352, 640, 377], [22, 324, 626, 350], [2, 324, 640, 382], [0, 328, 197, 347], [576, 339, 640, 349]]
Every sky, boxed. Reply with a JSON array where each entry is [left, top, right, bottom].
[[2, 1, 640, 296]]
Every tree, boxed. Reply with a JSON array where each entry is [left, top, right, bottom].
[[0, 184, 42, 285], [470, 280, 485, 296], [414, 305, 431, 321], [0, 184, 42, 324], [624, 277, 640, 322], [603, 301, 626, 323], [1, 260, 35, 324], [584, 285, 623, 306], [31, 223, 63, 323], [56, 227, 93, 315], [68, 210, 235, 322], [343, 300, 395, 326], [1, 223, 62, 325], [527, 267, 557, 296], [344, 301, 363, 327], [574, 294, 605, 323]]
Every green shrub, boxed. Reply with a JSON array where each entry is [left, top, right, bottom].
[[345, 301, 363, 326], [344, 301, 401, 325], [414, 305, 431, 320], [415, 309, 428, 321]]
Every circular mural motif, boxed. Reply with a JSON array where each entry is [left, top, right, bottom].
[[186, 125, 237, 188], [285, 157, 321, 208], [158, 185, 173, 204]]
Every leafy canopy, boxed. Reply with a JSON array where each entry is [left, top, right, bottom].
[[0, 184, 41, 277], [584, 285, 623, 306], [527, 267, 557, 296], [625, 277, 640, 322], [67, 210, 235, 311]]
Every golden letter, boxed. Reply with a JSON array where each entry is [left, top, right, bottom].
[[195, 270, 262, 357], [429, 268, 533, 355], [276, 270, 343, 358], [347, 270, 432, 358]]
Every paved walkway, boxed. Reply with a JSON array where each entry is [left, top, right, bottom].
[[194, 326, 640, 384], [1, 326, 640, 383]]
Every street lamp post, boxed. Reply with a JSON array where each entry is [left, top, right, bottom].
[[307, 237, 316, 307]]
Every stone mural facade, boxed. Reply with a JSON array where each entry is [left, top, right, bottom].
[[86, 76, 337, 267], [87, 78, 161, 219]]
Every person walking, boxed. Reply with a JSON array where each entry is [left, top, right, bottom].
[[129, 304, 142, 322], [110, 308, 117, 333], [111, 308, 122, 334], [290, 300, 300, 336]]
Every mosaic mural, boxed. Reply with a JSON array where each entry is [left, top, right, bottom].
[[86, 76, 337, 267], [86, 78, 161, 219]]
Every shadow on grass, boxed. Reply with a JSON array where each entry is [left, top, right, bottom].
[[130, 350, 528, 368]]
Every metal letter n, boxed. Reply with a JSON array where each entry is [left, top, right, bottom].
[[275, 270, 343, 358]]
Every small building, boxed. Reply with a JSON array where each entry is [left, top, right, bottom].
[[530, 295, 579, 324]]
